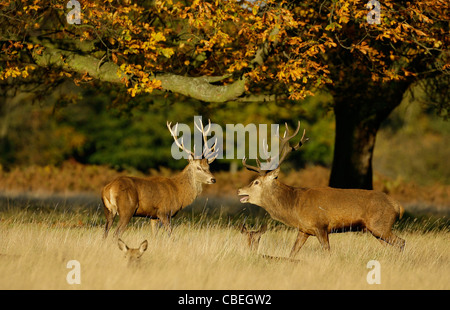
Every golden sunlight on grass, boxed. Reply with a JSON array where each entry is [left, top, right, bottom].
[[0, 214, 448, 290]]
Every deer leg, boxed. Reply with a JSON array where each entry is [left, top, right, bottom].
[[150, 219, 161, 236], [371, 231, 405, 251], [376, 238, 388, 248], [289, 230, 309, 258], [113, 211, 134, 239], [314, 228, 330, 251], [251, 233, 263, 252], [103, 208, 116, 239], [389, 234, 406, 251], [159, 216, 173, 236]]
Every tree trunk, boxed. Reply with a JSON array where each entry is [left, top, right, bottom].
[[329, 105, 382, 189], [329, 93, 406, 189]]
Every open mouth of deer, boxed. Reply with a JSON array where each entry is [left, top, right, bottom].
[[239, 195, 250, 203]]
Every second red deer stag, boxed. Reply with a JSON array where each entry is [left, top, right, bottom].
[[102, 119, 218, 238], [238, 121, 405, 257]]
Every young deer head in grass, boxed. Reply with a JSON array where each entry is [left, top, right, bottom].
[[241, 224, 267, 252], [118, 239, 148, 267], [102, 119, 219, 238], [238, 121, 405, 257]]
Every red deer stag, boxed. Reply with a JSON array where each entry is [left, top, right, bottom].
[[238, 121, 405, 257], [102, 119, 218, 238]]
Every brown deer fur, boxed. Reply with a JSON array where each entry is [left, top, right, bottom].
[[102, 120, 218, 238], [102, 159, 215, 238], [238, 122, 405, 257]]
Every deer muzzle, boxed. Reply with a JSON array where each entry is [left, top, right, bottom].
[[237, 189, 249, 203]]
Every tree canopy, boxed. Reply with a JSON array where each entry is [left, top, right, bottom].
[[0, 0, 449, 189], [1, 0, 447, 105]]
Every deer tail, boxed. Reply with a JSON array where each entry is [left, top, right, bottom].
[[387, 196, 405, 219], [396, 203, 405, 219]]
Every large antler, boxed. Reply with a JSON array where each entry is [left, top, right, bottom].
[[194, 118, 219, 163], [167, 119, 219, 162], [167, 121, 196, 159], [277, 121, 309, 167], [242, 121, 308, 175], [242, 156, 263, 174]]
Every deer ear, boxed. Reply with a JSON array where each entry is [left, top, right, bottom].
[[139, 240, 148, 253], [118, 239, 128, 252], [267, 167, 280, 179]]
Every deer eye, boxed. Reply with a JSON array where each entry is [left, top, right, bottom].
[[253, 180, 260, 185], [197, 167, 202, 171]]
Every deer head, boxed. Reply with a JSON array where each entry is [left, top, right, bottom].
[[238, 121, 308, 205], [118, 239, 148, 267], [167, 118, 219, 185]]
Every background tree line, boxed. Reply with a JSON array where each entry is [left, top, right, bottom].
[[0, 85, 335, 172], [1, 83, 449, 186], [0, 0, 448, 189]]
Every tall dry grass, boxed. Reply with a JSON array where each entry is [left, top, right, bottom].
[[0, 204, 448, 290]]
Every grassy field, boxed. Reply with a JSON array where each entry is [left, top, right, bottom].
[[0, 196, 448, 290]]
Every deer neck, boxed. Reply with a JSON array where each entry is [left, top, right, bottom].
[[172, 165, 203, 207], [261, 181, 294, 206], [259, 181, 299, 224]]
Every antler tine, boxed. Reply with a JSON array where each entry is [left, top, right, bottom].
[[167, 121, 195, 158], [283, 122, 288, 138], [277, 121, 306, 166], [195, 118, 217, 158], [202, 120, 214, 157], [206, 148, 219, 163], [242, 156, 263, 175], [195, 118, 213, 137], [204, 137, 219, 160], [261, 138, 277, 170], [205, 118, 212, 136], [194, 118, 203, 134], [293, 128, 309, 151], [242, 121, 307, 174], [281, 121, 301, 142]]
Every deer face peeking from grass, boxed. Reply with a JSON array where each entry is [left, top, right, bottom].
[[118, 239, 148, 267]]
